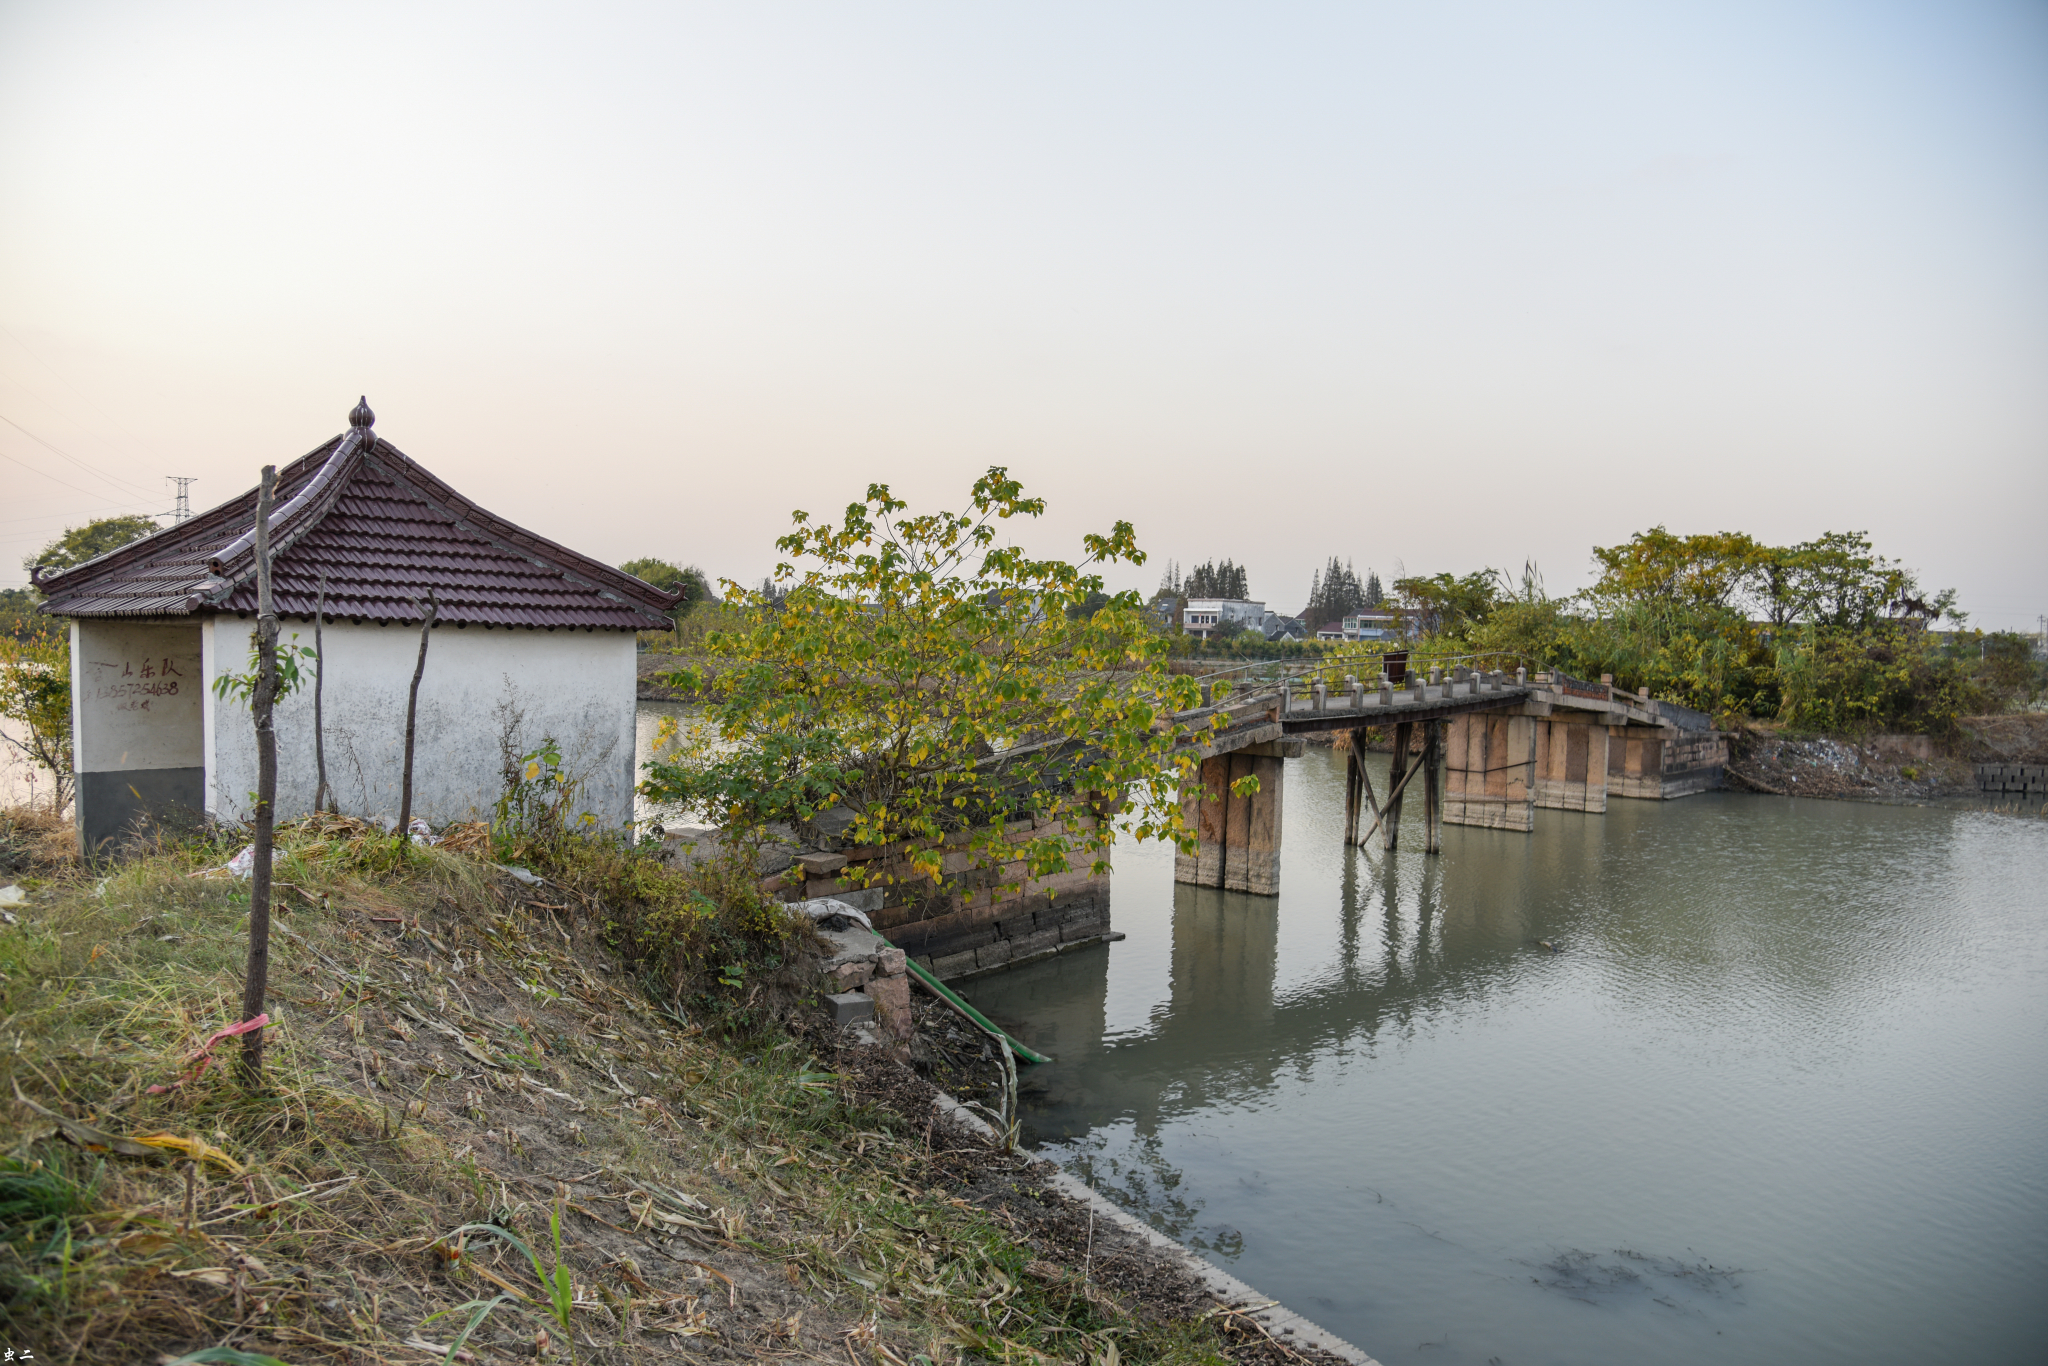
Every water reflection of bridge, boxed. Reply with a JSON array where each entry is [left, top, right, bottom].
[[994, 838, 1563, 1141]]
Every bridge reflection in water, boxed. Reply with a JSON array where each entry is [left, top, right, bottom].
[[974, 745, 1626, 1146]]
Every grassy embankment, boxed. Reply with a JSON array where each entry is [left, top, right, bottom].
[[0, 806, 1259, 1365]]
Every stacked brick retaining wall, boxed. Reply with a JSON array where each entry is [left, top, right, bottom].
[[759, 815, 1117, 981]]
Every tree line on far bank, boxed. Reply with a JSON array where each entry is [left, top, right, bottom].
[[8, 513, 2043, 777], [1135, 528, 2041, 734], [1400, 529, 2039, 734]]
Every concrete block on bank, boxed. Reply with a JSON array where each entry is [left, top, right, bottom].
[[1011, 928, 1061, 960], [995, 912, 1037, 940], [1060, 912, 1108, 942], [814, 921, 887, 966], [976, 940, 1013, 969], [834, 887, 883, 914], [825, 991, 874, 1025], [931, 950, 980, 979], [867, 974, 914, 1040]]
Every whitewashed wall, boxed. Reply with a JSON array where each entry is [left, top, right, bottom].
[[202, 618, 638, 830]]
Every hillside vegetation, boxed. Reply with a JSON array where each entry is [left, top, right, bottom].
[[0, 807, 1323, 1366]]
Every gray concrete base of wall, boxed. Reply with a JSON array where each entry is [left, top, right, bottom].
[[76, 766, 205, 856]]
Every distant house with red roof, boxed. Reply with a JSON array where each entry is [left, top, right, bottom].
[[34, 399, 679, 853]]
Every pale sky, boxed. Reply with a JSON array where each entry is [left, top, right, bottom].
[[2, 1, 2043, 628]]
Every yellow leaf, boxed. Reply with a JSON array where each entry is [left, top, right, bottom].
[[129, 1132, 246, 1175]]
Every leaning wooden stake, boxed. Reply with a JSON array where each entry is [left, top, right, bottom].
[[238, 465, 280, 1088], [397, 588, 438, 838], [311, 573, 332, 814], [1356, 741, 1427, 850]]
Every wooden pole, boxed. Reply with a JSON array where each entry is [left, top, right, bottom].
[[1385, 720, 1413, 851], [238, 465, 279, 1088], [1423, 720, 1442, 854], [1356, 745, 1384, 837], [397, 588, 438, 838], [1344, 740, 1361, 844], [1217, 753, 1235, 890]]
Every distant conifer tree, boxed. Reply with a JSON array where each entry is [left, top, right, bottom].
[[1185, 559, 1249, 600], [1301, 556, 1366, 630]]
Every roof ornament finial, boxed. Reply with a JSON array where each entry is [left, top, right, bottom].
[[349, 395, 375, 432]]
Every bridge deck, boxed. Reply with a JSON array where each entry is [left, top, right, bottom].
[[1175, 674, 1670, 748], [1277, 683, 1536, 732]]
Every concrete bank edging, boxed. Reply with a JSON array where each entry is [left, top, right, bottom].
[[929, 1095, 1378, 1365], [929, 930, 1128, 985]]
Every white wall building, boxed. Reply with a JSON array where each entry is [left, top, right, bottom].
[[1182, 597, 1266, 639], [37, 398, 678, 854]]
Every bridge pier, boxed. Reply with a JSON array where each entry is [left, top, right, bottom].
[[1176, 745, 1286, 896], [1534, 717, 1612, 813], [1442, 712, 1539, 832]]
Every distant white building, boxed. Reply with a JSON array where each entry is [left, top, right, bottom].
[[1183, 598, 1266, 639], [36, 398, 680, 854], [1342, 609, 1408, 641]]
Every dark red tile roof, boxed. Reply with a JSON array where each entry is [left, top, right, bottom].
[[35, 410, 679, 631]]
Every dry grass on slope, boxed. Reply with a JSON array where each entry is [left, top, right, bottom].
[[0, 809, 1250, 1366]]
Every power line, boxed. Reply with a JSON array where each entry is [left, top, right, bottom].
[[0, 411, 163, 501], [0, 440, 135, 502]]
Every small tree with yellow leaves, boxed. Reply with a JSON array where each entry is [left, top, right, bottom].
[[641, 469, 1213, 899]]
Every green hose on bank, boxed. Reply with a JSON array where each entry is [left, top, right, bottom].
[[893, 950, 1052, 1065]]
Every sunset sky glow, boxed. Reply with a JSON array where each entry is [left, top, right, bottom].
[[2, 1, 2043, 627]]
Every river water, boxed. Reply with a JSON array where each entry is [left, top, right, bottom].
[[961, 746, 2048, 1366]]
